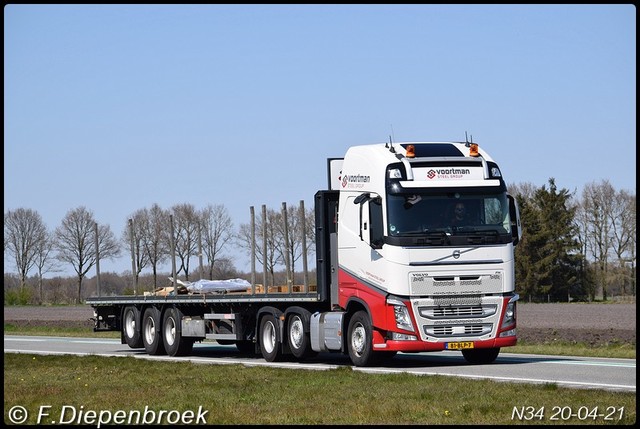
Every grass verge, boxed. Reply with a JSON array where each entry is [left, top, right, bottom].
[[4, 353, 636, 425]]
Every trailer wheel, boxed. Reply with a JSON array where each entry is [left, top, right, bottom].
[[259, 314, 282, 362], [122, 306, 143, 349], [162, 307, 193, 357], [347, 310, 375, 367], [462, 348, 500, 364], [142, 307, 166, 355], [287, 313, 315, 359]]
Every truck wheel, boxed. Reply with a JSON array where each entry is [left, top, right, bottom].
[[122, 306, 143, 349], [287, 313, 315, 359], [347, 310, 375, 367], [259, 314, 282, 362], [142, 307, 166, 355], [462, 348, 500, 364], [162, 307, 193, 357]]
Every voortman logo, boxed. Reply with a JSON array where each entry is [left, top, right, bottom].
[[342, 173, 371, 188], [427, 168, 471, 180]]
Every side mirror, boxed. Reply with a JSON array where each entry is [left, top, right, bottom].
[[353, 193, 371, 205], [353, 193, 383, 249], [507, 194, 522, 246]]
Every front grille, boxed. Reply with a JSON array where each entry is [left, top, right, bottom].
[[433, 306, 484, 317], [419, 304, 496, 319], [425, 323, 493, 338], [411, 295, 504, 342]]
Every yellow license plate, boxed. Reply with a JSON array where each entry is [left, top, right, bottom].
[[445, 341, 474, 350]]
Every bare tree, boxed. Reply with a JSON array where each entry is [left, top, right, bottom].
[[54, 207, 121, 303], [200, 204, 234, 280], [272, 202, 315, 285], [581, 180, 615, 300], [4, 208, 48, 290], [211, 256, 239, 279], [141, 204, 170, 288], [34, 231, 59, 303], [507, 182, 537, 200], [573, 198, 597, 300], [237, 207, 282, 286], [171, 203, 199, 280], [608, 189, 636, 296], [122, 208, 151, 289]]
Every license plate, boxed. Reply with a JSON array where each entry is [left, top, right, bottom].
[[445, 341, 474, 350]]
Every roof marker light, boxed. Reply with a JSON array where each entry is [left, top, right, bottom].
[[469, 143, 479, 157]]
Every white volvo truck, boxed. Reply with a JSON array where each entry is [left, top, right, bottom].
[[87, 140, 522, 366]]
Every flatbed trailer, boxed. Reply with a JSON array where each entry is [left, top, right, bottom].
[[87, 291, 329, 358], [87, 189, 338, 361]]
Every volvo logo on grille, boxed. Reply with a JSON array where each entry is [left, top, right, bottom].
[[453, 250, 461, 259]]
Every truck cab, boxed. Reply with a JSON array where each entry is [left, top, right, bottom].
[[326, 141, 521, 365]]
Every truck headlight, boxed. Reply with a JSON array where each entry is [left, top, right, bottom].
[[501, 300, 516, 328], [387, 298, 415, 332]]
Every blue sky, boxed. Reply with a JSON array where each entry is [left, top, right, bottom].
[[4, 4, 636, 277]]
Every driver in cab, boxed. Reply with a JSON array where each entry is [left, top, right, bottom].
[[449, 202, 471, 228]]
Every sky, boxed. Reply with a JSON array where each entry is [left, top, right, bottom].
[[4, 4, 636, 278]]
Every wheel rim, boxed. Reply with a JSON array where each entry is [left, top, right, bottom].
[[125, 311, 136, 339], [262, 320, 276, 354], [289, 316, 304, 350], [144, 316, 156, 345], [164, 316, 176, 346], [351, 323, 366, 357]]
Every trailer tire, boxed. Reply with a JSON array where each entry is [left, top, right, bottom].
[[142, 307, 166, 355], [347, 310, 375, 367], [287, 313, 315, 359], [122, 306, 143, 349], [462, 347, 500, 364], [162, 307, 193, 357], [259, 314, 283, 362]]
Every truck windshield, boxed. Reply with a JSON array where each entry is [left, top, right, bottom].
[[386, 191, 512, 245]]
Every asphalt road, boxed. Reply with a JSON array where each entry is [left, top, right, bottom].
[[4, 335, 635, 393]]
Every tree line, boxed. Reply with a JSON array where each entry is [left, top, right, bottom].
[[511, 178, 635, 302], [4, 178, 636, 304], [4, 201, 314, 304]]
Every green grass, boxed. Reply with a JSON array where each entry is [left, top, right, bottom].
[[4, 353, 636, 425], [511, 341, 636, 359], [4, 323, 635, 359]]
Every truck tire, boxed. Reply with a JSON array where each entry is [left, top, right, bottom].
[[462, 347, 500, 364], [162, 307, 193, 357], [287, 313, 315, 359], [347, 310, 375, 367], [122, 306, 143, 349], [142, 307, 166, 355], [259, 314, 282, 362]]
